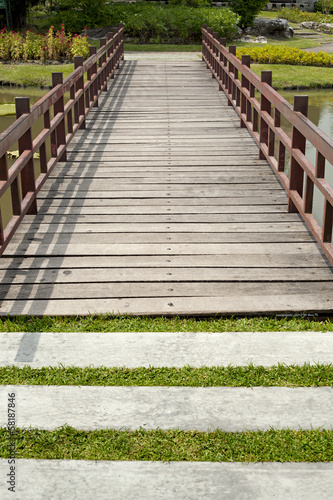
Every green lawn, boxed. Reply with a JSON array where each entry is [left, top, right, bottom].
[[0, 62, 74, 87], [1, 427, 332, 461], [1, 364, 332, 387], [252, 63, 333, 89], [0, 315, 331, 332]]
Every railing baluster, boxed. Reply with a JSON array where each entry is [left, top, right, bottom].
[[259, 71, 272, 160], [74, 56, 85, 130], [107, 31, 114, 80], [202, 24, 207, 62], [228, 45, 236, 105], [89, 46, 98, 108], [52, 73, 67, 162], [15, 97, 37, 215], [100, 38, 107, 91], [211, 32, 217, 78], [323, 200, 333, 243], [288, 95, 308, 213], [240, 55, 250, 128], [40, 109, 48, 173], [219, 38, 226, 91]]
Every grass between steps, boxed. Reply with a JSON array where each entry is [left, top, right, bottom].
[[1, 427, 332, 461], [0, 315, 332, 332], [1, 364, 332, 387]]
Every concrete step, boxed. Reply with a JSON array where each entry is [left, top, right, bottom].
[[1, 331, 333, 368], [1, 460, 333, 500], [1, 385, 332, 431]]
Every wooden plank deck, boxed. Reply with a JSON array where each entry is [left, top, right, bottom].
[[0, 59, 332, 315]]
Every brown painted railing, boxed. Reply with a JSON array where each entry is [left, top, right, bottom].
[[202, 25, 333, 265], [0, 23, 124, 256]]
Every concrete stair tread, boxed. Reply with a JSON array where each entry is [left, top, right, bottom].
[[1, 385, 332, 431], [1, 460, 333, 500], [1, 331, 333, 368]]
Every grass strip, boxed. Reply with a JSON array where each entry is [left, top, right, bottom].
[[0, 104, 15, 116], [252, 63, 333, 89], [0, 364, 332, 387], [0, 315, 332, 333], [0, 63, 73, 87], [1, 427, 332, 461]]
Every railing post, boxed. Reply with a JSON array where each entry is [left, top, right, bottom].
[[202, 24, 207, 61], [288, 95, 308, 213], [100, 38, 107, 92], [74, 56, 85, 129], [219, 37, 226, 91], [323, 201, 333, 243], [212, 32, 218, 78], [207, 28, 213, 70], [52, 73, 67, 162], [119, 23, 124, 61], [227, 46, 236, 106], [15, 97, 37, 215], [240, 55, 250, 128], [107, 31, 114, 80], [89, 46, 98, 108], [259, 71, 272, 160]]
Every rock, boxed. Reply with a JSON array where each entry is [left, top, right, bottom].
[[240, 35, 254, 43], [239, 35, 267, 44], [247, 18, 294, 39], [319, 23, 333, 34], [300, 21, 319, 29]]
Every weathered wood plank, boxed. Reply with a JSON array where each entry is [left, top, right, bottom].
[[4, 241, 318, 257], [14, 222, 308, 234], [0, 267, 331, 285], [0, 281, 332, 302], [0, 252, 328, 270], [20, 214, 301, 224], [0, 292, 331, 316]]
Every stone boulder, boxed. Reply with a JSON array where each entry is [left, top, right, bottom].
[[246, 18, 294, 39], [300, 21, 319, 29], [319, 23, 333, 34]]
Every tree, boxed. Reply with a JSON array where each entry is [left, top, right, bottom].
[[229, 0, 268, 30], [4, 0, 40, 29]]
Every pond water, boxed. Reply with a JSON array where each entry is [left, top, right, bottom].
[[0, 86, 332, 230]]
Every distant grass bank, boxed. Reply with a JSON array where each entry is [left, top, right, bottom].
[[1, 427, 332, 461], [0, 63, 74, 88], [1, 57, 332, 90], [0, 315, 331, 332], [252, 63, 333, 89]]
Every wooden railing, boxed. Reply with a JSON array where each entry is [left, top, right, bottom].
[[202, 26, 333, 265], [0, 23, 124, 256]]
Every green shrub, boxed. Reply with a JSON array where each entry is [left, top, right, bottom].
[[237, 45, 333, 67], [50, 4, 240, 43], [315, 0, 333, 14], [229, 0, 268, 29]]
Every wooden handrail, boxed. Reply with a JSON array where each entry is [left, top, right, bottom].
[[202, 25, 333, 265], [0, 24, 124, 255]]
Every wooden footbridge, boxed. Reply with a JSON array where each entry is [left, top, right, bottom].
[[0, 25, 332, 316]]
